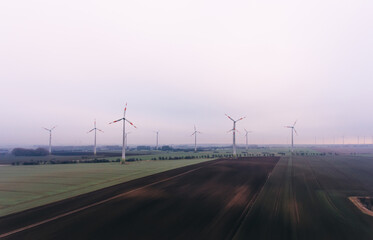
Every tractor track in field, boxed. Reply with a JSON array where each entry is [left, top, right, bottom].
[[229, 159, 278, 240]]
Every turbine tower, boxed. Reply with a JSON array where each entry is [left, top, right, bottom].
[[109, 103, 137, 164], [43, 126, 57, 155], [285, 121, 297, 153], [154, 131, 159, 150], [125, 132, 131, 150], [87, 119, 103, 156], [244, 129, 252, 151], [191, 125, 202, 152], [225, 114, 245, 157]]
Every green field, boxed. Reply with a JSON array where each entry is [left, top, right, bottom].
[[234, 155, 373, 240], [0, 147, 319, 165], [0, 159, 212, 217]]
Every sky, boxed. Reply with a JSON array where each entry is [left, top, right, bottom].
[[0, 0, 372, 147]]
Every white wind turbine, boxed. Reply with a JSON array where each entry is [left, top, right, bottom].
[[87, 119, 103, 156], [244, 129, 252, 151], [109, 103, 137, 164], [191, 125, 202, 152], [154, 131, 159, 150], [225, 114, 245, 157], [43, 126, 57, 155], [285, 121, 298, 153]]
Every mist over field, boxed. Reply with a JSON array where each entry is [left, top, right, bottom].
[[0, 0, 372, 146]]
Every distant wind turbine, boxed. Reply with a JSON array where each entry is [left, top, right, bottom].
[[285, 121, 297, 153], [225, 114, 245, 157], [244, 129, 252, 151], [43, 126, 57, 155], [154, 131, 159, 150], [109, 103, 137, 164], [87, 119, 103, 156], [191, 125, 202, 152]]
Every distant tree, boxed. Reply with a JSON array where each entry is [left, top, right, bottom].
[[12, 148, 49, 156], [161, 145, 173, 151], [136, 146, 151, 151]]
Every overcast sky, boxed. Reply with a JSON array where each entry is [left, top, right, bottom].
[[0, 0, 372, 147]]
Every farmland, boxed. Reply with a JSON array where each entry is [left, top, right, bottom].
[[233, 155, 373, 240], [0, 159, 212, 217], [2, 152, 373, 239], [0, 157, 279, 240]]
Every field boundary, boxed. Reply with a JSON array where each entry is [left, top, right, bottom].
[[349, 196, 373, 217]]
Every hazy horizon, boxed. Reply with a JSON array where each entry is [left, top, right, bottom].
[[1, 0, 372, 146]]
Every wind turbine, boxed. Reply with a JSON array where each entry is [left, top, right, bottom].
[[285, 121, 297, 153], [109, 103, 137, 164], [154, 131, 159, 150], [225, 114, 245, 157], [43, 126, 57, 155], [191, 125, 202, 152], [87, 119, 103, 156], [244, 129, 252, 151]]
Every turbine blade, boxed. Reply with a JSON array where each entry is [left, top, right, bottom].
[[194, 125, 196, 131], [225, 114, 234, 121], [124, 102, 128, 118], [236, 116, 246, 122], [51, 126, 57, 130], [125, 119, 137, 128], [97, 129, 104, 133], [109, 118, 123, 124], [293, 120, 297, 127], [43, 127, 50, 131], [293, 128, 298, 135], [87, 128, 94, 133]]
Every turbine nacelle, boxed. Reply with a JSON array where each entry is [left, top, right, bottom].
[[191, 125, 202, 136], [43, 126, 57, 132], [87, 120, 104, 134], [225, 114, 246, 123], [244, 128, 252, 136]]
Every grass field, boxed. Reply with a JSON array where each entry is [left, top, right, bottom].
[[0, 159, 213, 217], [234, 155, 373, 240]]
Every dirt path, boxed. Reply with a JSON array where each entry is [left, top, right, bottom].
[[349, 197, 373, 217]]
